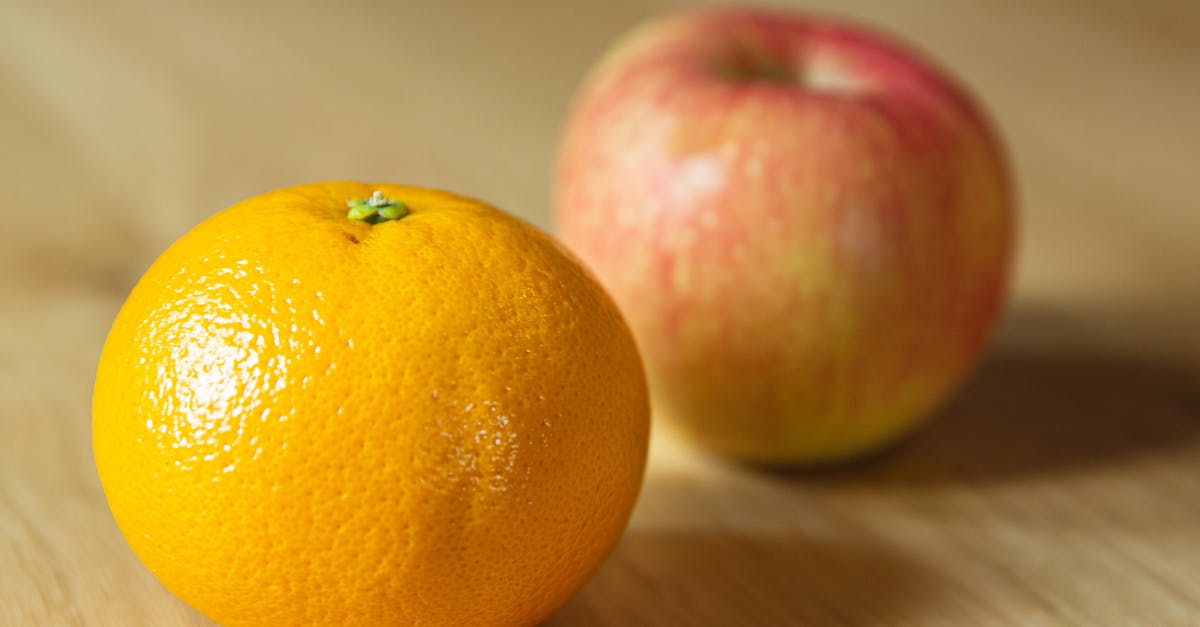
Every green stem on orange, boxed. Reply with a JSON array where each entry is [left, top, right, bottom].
[[346, 191, 410, 224]]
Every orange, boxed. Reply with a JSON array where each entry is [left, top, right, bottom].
[[92, 182, 649, 626]]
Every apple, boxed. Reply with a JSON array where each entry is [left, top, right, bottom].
[[554, 7, 1014, 464]]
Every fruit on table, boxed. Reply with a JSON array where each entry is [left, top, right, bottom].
[[92, 182, 649, 626], [555, 8, 1014, 464]]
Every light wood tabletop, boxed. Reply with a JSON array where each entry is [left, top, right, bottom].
[[2, 0, 1198, 625]]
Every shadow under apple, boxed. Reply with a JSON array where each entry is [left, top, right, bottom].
[[772, 305, 1200, 487], [547, 305, 1200, 625]]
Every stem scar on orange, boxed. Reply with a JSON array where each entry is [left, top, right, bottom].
[[92, 182, 650, 626]]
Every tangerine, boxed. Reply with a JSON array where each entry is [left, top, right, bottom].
[[92, 181, 649, 626]]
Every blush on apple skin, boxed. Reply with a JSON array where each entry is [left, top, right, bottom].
[[555, 7, 1014, 464]]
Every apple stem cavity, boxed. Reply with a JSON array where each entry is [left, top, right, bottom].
[[347, 191, 410, 224], [714, 50, 863, 95], [718, 59, 794, 84]]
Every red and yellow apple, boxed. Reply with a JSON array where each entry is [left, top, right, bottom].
[[554, 7, 1014, 464]]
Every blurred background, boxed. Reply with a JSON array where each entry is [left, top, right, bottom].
[[2, 0, 1198, 625]]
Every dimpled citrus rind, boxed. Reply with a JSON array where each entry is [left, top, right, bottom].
[[92, 181, 649, 626]]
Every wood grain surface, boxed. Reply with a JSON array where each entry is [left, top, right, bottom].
[[2, 0, 1198, 625]]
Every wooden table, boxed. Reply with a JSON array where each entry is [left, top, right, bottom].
[[3, 1, 1198, 624]]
